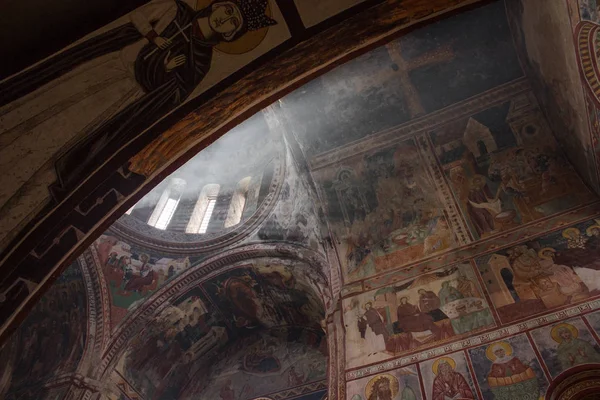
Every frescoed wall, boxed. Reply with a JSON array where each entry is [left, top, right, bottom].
[[431, 95, 593, 239], [8, 1, 600, 400], [315, 137, 463, 283]]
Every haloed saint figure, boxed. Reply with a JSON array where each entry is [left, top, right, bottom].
[[0, 0, 277, 194]]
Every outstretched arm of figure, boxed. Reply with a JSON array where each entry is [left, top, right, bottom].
[[130, 0, 178, 47]]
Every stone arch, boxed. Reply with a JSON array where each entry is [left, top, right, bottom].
[[546, 365, 600, 400]]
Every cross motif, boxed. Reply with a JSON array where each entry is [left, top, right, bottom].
[[386, 41, 455, 118], [144, 21, 193, 60]]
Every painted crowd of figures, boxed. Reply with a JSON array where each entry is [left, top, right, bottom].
[[346, 264, 493, 367], [344, 217, 600, 371]]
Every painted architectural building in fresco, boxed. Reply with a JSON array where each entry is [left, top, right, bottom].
[[6, 1, 600, 399]]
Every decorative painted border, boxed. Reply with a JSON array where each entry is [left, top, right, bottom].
[[77, 253, 109, 370], [417, 133, 472, 246]]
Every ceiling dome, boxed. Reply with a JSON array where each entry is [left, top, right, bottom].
[[112, 114, 286, 253]]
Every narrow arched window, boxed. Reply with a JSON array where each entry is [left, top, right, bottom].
[[224, 177, 252, 228], [186, 184, 220, 234], [148, 178, 186, 230]]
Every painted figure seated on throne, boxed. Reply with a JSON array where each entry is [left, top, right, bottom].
[[506, 245, 589, 310]]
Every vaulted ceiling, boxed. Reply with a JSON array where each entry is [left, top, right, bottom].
[[3, 1, 600, 399]]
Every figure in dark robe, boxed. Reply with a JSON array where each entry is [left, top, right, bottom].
[[432, 360, 474, 400], [0, 0, 278, 197], [554, 227, 600, 270], [123, 269, 155, 292], [395, 297, 440, 336], [418, 289, 448, 322], [358, 302, 390, 340]]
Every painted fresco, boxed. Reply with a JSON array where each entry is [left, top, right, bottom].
[[475, 218, 600, 324], [431, 96, 594, 239], [94, 234, 192, 327], [530, 317, 600, 377], [346, 365, 422, 400], [0, 263, 86, 399], [318, 137, 460, 283], [202, 264, 326, 331], [0, 0, 290, 250], [419, 351, 478, 400], [468, 334, 548, 400], [279, 1, 522, 156], [119, 262, 326, 399], [343, 263, 494, 368]]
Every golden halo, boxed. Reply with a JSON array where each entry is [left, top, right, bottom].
[[432, 357, 456, 375], [551, 323, 579, 343], [537, 247, 556, 260], [562, 227, 581, 239], [486, 341, 513, 362], [365, 374, 399, 399], [196, 0, 274, 55], [586, 225, 600, 236]]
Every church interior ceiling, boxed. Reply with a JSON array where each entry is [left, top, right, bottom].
[[5, 0, 600, 399]]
